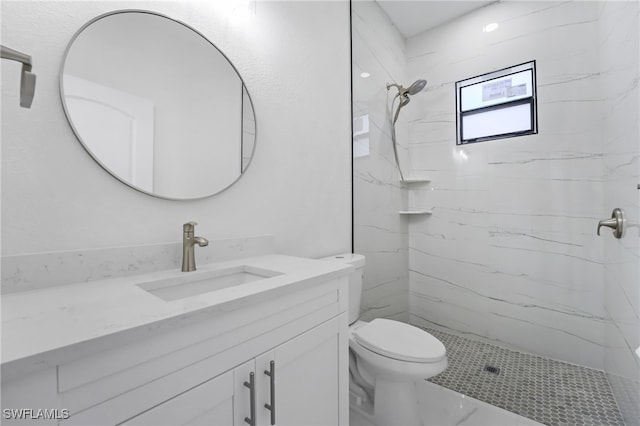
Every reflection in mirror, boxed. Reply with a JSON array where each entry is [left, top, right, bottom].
[[242, 85, 256, 172], [60, 11, 256, 200]]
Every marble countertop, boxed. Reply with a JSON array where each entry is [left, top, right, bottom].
[[1, 254, 352, 377]]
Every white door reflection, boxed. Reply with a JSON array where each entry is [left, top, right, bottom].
[[64, 74, 154, 192]]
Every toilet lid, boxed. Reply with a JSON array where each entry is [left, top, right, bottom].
[[353, 319, 446, 363]]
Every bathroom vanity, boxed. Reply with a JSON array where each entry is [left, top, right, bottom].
[[1, 254, 351, 425]]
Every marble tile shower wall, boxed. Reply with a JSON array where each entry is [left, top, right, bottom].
[[405, 1, 610, 370], [599, 1, 640, 424], [352, 2, 410, 322]]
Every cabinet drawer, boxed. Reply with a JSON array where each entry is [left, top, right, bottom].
[[56, 287, 330, 394], [123, 370, 234, 426]]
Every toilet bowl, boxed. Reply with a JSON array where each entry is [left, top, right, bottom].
[[350, 319, 447, 381], [321, 254, 448, 426]]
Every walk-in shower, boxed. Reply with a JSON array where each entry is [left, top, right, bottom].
[[386, 79, 426, 180], [354, 1, 638, 425]]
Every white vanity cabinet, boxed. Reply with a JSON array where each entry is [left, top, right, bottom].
[[1, 261, 350, 426], [124, 317, 343, 426]]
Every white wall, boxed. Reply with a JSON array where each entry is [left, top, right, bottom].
[[405, 1, 613, 370], [352, 1, 409, 322], [1, 1, 351, 260], [598, 1, 640, 423]]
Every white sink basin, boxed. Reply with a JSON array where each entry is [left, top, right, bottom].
[[137, 265, 283, 301]]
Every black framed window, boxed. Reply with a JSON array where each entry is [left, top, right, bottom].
[[456, 61, 538, 145]]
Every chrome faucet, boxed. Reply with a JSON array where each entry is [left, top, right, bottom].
[[182, 221, 209, 272]]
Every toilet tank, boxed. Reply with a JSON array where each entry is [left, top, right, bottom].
[[321, 253, 365, 324]]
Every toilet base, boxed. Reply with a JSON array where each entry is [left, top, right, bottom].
[[350, 378, 425, 426], [350, 392, 375, 425], [373, 378, 423, 426]]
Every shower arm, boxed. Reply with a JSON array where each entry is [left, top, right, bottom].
[[386, 82, 402, 92], [387, 82, 410, 99]]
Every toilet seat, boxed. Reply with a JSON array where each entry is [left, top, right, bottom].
[[353, 319, 446, 363]]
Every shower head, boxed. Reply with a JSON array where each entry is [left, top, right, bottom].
[[386, 79, 427, 98], [387, 79, 427, 182], [406, 79, 427, 95]]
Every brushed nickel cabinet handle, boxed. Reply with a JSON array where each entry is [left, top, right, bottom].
[[244, 372, 256, 426], [264, 361, 276, 425]]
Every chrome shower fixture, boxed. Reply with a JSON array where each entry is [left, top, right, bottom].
[[1, 45, 36, 108], [386, 79, 427, 180], [387, 79, 427, 98]]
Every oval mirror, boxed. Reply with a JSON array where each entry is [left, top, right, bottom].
[[60, 10, 256, 200]]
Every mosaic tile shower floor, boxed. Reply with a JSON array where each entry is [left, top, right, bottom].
[[422, 327, 625, 426]]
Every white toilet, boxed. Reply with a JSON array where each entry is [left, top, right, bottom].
[[323, 254, 448, 426]]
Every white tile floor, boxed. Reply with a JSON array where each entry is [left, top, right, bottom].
[[350, 380, 544, 426]]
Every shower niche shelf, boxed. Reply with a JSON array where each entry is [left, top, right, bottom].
[[400, 177, 431, 184], [400, 176, 432, 215], [399, 210, 432, 215]]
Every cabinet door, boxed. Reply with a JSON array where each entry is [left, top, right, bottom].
[[124, 370, 234, 426], [256, 317, 343, 426]]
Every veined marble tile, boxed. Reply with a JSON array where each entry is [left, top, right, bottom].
[[411, 293, 606, 369], [606, 372, 640, 426], [599, 0, 640, 422], [604, 319, 640, 378], [411, 232, 601, 286], [604, 262, 640, 324], [410, 298, 494, 346], [353, 0, 410, 321], [350, 380, 543, 426], [486, 147, 605, 180], [401, 0, 619, 371], [416, 381, 544, 426], [361, 280, 409, 323], [410, 214, 491, 249], [409, 255, 605, 323], [351, 3, 406, 80]]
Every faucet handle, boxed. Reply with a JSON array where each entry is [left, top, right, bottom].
[[183, 221, 198, 232]]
